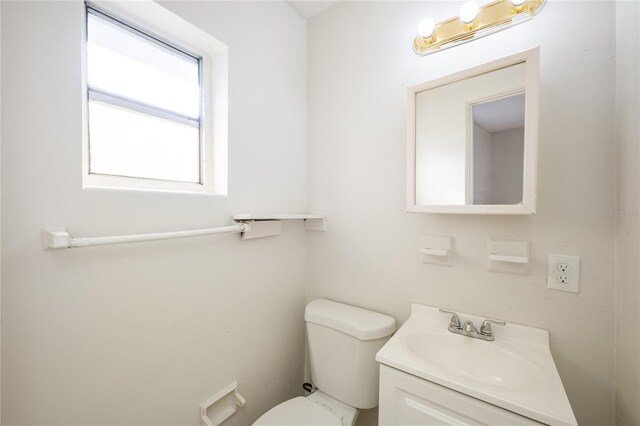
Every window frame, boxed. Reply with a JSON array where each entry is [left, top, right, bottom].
[[81, 0, 228, 195]]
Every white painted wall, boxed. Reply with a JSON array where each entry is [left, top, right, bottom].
[[1, 1, 307, 424], [614, 1, 640, 424], [307, 2, 617, 424], [0, 1, 2, 420]]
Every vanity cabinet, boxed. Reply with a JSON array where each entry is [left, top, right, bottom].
[[378, 365, 544, 426]]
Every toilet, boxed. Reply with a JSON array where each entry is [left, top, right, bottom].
[[254, 299, 396, 426]]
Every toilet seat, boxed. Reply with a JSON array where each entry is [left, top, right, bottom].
[[253, 397, 342, 426]]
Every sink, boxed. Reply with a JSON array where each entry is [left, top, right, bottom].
[[404, 331, 544, 391], [376, 303, 577, 425]]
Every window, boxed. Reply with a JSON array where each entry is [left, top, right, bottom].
[[83, 2, 228, 194]]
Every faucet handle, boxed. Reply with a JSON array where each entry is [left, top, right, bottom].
[[439, 309, 461, 329], [480, 319, 506, 337]]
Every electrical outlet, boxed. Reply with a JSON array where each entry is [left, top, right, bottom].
[[547, 254, 580, 293]]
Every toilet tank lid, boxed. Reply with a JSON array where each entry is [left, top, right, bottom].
[[304, 299, 396, 341]]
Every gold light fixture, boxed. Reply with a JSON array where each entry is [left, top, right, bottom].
[[414, 0, 546, 56]]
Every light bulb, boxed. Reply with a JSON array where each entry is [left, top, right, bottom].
[[511, 0, 527, 6], [459, 1, 479, 24], [418, 18, 435, 38]]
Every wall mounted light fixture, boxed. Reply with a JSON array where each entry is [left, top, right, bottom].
[[414, 0, 546, 56]]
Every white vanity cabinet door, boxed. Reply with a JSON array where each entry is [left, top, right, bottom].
[[379, 365, 545, 426]]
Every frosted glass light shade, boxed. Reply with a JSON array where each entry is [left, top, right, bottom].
[[459, 1, 479, 24], [418, 18, 435, 38]]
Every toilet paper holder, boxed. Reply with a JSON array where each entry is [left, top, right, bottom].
[[200, 381, 246, 426]]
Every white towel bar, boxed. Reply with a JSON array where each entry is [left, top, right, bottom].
[[43, 213, 327, 250], [43, 224, 249, 250]]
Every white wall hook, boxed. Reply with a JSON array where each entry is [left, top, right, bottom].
[[417, 248, 449, 256], [200, 381, 246, 426], [488, 254, 530, 264], [488, 239, 530, 275], [419, 235, 453, 266]]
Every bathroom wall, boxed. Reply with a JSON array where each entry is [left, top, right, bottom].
[[0, 2, 3, 420], [307, 2, 617, 424], [614, 1, 640, 425], [1, 1, 306, 424]]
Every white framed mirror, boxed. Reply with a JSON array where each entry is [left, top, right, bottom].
[[407, 47, 539, 214]]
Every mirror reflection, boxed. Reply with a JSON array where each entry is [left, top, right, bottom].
[[414, 62, 527, 206], [471, 93, 525, 205]]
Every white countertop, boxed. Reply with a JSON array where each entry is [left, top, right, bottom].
[[376, 304, 577, 426]]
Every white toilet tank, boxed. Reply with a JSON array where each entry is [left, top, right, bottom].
[[304, 299, 396, 410]]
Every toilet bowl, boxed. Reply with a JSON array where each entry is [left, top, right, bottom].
[[253, 299, 396, 426], [253, 391, 357, 426]]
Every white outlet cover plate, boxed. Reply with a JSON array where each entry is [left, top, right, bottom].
[[547, 254, 580, 293]]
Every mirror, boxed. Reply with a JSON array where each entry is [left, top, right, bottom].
[[408, 48, 539, 214]]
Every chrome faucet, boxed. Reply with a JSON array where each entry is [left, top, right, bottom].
[[439, 309, 505, 342]]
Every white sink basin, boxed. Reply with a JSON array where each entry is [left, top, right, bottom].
[[376, 304, 577, 425], [404, 331, 544, 391]]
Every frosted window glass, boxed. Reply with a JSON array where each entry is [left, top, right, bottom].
[[89, 101, 200, 183], [87, 12, 200, 118]]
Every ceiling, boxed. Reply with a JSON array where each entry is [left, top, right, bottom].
[[473, 94, 525, 133], [288, 1, 342, 18]]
